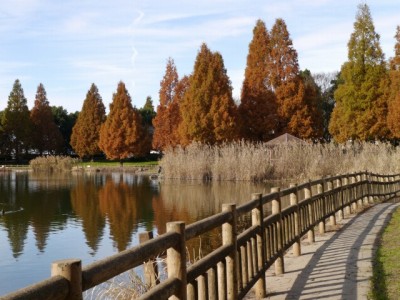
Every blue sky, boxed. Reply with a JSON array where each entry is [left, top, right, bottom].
[[0, 0, 399, 113]]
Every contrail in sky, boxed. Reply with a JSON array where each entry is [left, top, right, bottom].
[[131, 10, 145, 92]]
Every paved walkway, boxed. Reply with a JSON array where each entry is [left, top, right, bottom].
[[245, 202, 399, 300]]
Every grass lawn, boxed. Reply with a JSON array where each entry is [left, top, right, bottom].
[[370, 205, 400, 300]]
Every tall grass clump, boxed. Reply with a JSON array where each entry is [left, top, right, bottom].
[[160, 141, 400, 181], [30, 155, 80, 172]]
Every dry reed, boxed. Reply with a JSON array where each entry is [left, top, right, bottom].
[[160, 141, 400, 181], [30, 155, 80, 172]]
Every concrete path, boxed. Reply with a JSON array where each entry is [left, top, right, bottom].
[[245, 202, 399, 300]]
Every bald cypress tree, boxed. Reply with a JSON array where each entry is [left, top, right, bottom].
[[179, 43, 237, 145], [70, 83, 106, 158], [269, 18, 314, 138], [98, 82, 147, 164], [329, 4, 388, 142], [387, 26, 400, 137], [153, 58, 179, 150], [30, 83, 64, 155], [239, 20, 277, 141]]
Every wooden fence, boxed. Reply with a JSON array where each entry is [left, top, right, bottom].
[[2, 172, 400, 300]]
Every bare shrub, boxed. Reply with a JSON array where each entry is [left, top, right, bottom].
[[30, 156, 80, 172], [161, 141, 400, 181]]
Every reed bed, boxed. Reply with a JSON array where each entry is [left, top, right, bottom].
[[160, 141, 400, 181], [30, 155, 80, 172]]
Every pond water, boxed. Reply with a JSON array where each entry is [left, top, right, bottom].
[[0, 171, 278, 296]]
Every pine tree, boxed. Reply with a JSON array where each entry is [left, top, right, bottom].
[[239, 20, 277, 141], [70, 83, 106, 158], [387, 26, 400, 137], [329, 4, 388, 142], [30, 84, 64, 155], [98, 82, 147, 164], [1, 79, 32, 161], [179, 43, 238, 145], [269, 18, 307, 137]]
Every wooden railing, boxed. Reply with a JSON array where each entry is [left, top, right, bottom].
[[2, 172, 400, 300]]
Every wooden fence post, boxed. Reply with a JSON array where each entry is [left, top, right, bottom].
[[356, 174, 363, 208], [139, 231, 160, 288], [327, 179, 336, 226], [271, 187, 284, 275], [51, 259, 82, 300], [251, 193, 266, 299], [167, 221, 187, 300], [343, 176, 351, 215], [290, 184, 301, 256], [304, 182, 315, 243], [336, 176, 344, 219], [222, 203, 238, 300], [317, 182, 325, 234], [217, 262, 226, 300], [351, 175, 358, 212]]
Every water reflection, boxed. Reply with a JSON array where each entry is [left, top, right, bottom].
[[0, 171, 278, 295]]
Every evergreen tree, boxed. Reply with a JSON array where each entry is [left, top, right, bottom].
[[387, 26, 400, 137], [313, 72, 340, 141], [139, 96, 156, 128], [98, 82, 147, 164], [179, 43, 238, 145], [30, 84, 64, 155], [239, 20, 277, 141], [329, 4, 388, 142], [52, 106, 79, 155], [269, 18, 308, 137], [1, 79, 31, 161], [70, 83, 106, 158]]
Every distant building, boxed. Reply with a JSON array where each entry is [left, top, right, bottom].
[[266, 133, 308, 146]]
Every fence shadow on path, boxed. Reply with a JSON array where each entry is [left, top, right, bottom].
[[271, 203, 398, 300]]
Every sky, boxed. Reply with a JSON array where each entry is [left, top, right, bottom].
[[0, 0, 399, 113]]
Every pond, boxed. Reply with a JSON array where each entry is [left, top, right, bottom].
[[0, 170, 279, 296]]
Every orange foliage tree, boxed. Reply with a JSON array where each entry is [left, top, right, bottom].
[[70, 83, 106, 158], [152, 58, 187, 150], [269, 18, 320, 139], [30, 83, 64, 155], [179, 43, 238, 145], [387, 26, 400, 137], [239, 20, 277, 141], [98, 82, 148, 164]]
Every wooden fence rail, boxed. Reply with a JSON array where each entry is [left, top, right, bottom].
[[2, 171, 400, 300]]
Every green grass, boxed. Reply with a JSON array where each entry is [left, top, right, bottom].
[[370, 206, 400, 300]]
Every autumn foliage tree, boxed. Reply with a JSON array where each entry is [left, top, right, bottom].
[[329, 4, 388, 142], [152, 58, 182, 150], [70, 83, 106, 158], [387, 26, 400, 137], [269, 19, 321, 139], [30, 83, 64, 155], [1, 79, 32, 161], [179, 43, 238, 145], [98, 82, 148, 164], [239, 20, 277, 141]]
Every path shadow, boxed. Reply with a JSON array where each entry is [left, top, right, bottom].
[[283, 203, 398, 299]]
